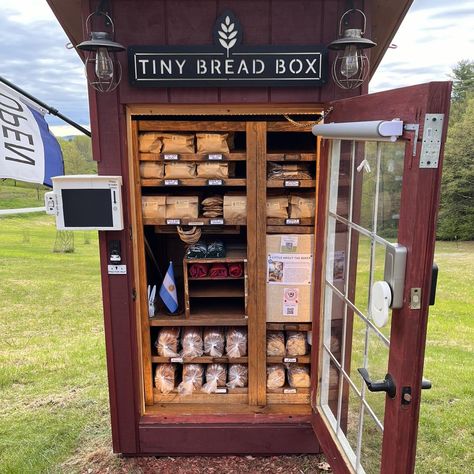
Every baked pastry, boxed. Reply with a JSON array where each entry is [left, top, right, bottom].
[[178, 364, 204, 395], [226, 328, 248, 358], [154, 364, 176, 394], [266, 331, 285, 356], [202, 363, 227, 393], [286, 331, 308, 356], [266, 364, 286, 389], [203, 327, 225, 357], [287, 364, 311, 388], [155, 327, 180, 357], [180, 327, 204, 358], [227, 364, 248, 388]]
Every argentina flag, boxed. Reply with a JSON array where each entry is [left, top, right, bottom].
[[0, 82, 64, 187], [159, 262, 178, 313]]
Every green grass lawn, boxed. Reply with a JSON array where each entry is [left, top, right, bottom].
[[0, 181, 47, 209], [0, 214, 472, 473]]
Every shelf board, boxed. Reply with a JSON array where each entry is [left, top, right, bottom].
[[266, 217, 314, 226], [144, 217, 246, 226], [150, 311, 248, 327], [266, 152, 316, 161], [141, 178, 246, 187], [140, 152, 247, 161], [188, 276, 245, 281], [184, 248, 247, 263], [267, 322, 312, 331], [266, 355, 311, 364], [154, 387, 248, 404], [267, 225, 314, 234], [267, 386, 310, 394], [267, 179, 316, 188], [152, 356, 248, 364]]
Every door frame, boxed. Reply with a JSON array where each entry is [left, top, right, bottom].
[[311, 82, 452, 473]]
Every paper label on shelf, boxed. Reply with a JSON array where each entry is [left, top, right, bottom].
[[284, 180, 300, 187], [283, 388, 297, 394], [285, 218, 300, 225], [170, 357, 183, 363], [164, 179, 179, 185], [207, 179, 223, 186], [163, 154, 179, 160], [215, 388, 228, 394], [280, 235, 298, 252], [208, 154, 223, 160], [283, 357, 297, 363], [166, 219, 181, 225], [210, 218, 224, 225], [188, 221, 204, 226], [267, 253, 313, 285]]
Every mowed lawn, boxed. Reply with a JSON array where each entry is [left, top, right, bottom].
[[0, 214, 472, 473]]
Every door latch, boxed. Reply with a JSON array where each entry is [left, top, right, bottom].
[[358, 368, 396, 398], [401, 379, 432, 405], [410, 288, 422, 309]]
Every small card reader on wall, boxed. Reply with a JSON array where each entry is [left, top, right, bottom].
[[45, 175, 124, 231]]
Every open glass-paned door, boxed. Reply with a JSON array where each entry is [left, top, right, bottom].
[[311, 82, 451, 474]]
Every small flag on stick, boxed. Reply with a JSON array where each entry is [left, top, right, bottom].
[[159, 262, 178, 313]]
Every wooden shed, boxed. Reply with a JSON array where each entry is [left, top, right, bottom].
[[47, 1, 451, 472]]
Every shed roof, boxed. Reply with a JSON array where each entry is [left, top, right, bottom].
[[46, 0, 413, 80]]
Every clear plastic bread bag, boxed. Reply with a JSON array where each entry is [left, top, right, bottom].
[[180, 327, 204, 358], [226, 328, 248, 358], [286, 331, 308, 356], [155, 327, 180, 357], [287, 364, 311, 388], [266, 331, 286, 356], [177, 364, 204, 396], [154, 364, 176, 394], [266, 364, 286, 389], [202, 363, 227, 394], [203, 327, 225, 357], [227, 364, 248, 389]]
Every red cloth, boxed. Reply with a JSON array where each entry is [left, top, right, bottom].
[[228, 263, 243, 278], [209, 263, 228, 278], [189, 263, 208, 278]]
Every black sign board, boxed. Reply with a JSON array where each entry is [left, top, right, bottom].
[[129, 11, 327, 87]]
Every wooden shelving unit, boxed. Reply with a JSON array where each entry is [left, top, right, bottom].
[[141, 178, 246, 187]]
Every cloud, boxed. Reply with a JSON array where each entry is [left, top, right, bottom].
[[0, 9, 89, 127]]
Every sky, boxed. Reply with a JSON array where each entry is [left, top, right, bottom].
[[0, 0, 473, 137]]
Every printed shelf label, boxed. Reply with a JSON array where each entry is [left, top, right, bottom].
[[284, 180, 300, 187], [166, 219, 181, 225], [283, 388, 297, 394], [208, 154, 223, 160], [210, 218, 225, 225], [208, 179, 223, 186], [285, 218, 300, 225], [215, 388, 228, 394], [163, 154, 179, 160], [283, 357, 297, 363], [164, 179, 179, 185], [170, 357, 183, 363]]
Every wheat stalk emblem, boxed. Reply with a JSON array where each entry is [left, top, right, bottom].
[[218, 15, 238, 58]]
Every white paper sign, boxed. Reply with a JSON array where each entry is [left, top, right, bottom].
[[267, 253, 313, 285]]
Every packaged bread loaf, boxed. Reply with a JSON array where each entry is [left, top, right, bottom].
[[196, 133, 230, 153], [266, 196, 289, 218], [155, 327, 180, 357], [165, 196, 199, 219], [202, 363, 227, 393], [164, 162, 197, 178], [266, 331, 286, 356], [289, 195, 316, 218], [226, 328, 248, 358], [196, 162, 231, 178], [286, 331, 308, 356], [223, 195, 247, 220], [267, 364, 286, 389], [227, 364, 248, 388], [287, 364, 311, 388], [203, 327, 225, 357], [178, 364, 204, 395], [139, 133, 162, 153], [140, 162, 165, 179], [267, 162, 312, 180], [142, 196, 166, 219], [180, 327, 204, 358], [154, 363, 176, 394], [160, 133, 195, 153]]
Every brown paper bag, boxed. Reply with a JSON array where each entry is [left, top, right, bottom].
[[266, 196, 289, 218], [164, 162, 197, 178], [196, 162, 231, 178], [160, 133, 195, 153], [142, 196, 166, 219], [166, 196, 199, 219], [140, 162, 165, 179], [139, 133, 162, 153], [223, 195, 247, 220], [196, 133, 230, 153], [289, 195, 315, 218]]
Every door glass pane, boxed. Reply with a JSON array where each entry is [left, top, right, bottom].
[[319, 139, 407, 473]]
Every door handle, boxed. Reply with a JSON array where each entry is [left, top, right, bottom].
[[357, 368, 396, 398], [429, 263, 438, 306]]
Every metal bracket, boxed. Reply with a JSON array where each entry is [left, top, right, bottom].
[[403, 123, 419, 156], [409, 288, 422, 310], [419, 114, 444, 168]]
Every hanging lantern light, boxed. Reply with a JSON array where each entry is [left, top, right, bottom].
[[77, 11, 125, 93], [328, 9, 376, 90]]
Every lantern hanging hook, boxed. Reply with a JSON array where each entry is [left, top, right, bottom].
[[338, 9, 367, 36]]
